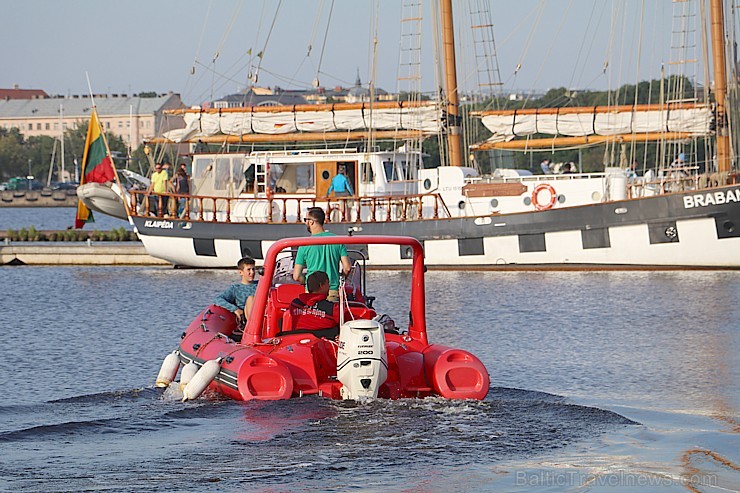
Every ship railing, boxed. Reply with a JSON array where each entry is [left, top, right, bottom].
[[626, 169, 732, 198], [467, 172, 610, 185], [128, 190, 452, 224]]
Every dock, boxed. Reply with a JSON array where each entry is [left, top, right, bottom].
[[0, 242, 169, 266], [0, 190, 78, 207]]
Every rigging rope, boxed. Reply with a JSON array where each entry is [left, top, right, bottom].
[[628, 0, 647, 169], [251, 0, 283, 85], [567, 1, 599, 91], [315, 0, 335, 88]]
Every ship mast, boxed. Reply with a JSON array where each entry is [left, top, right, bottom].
[[440, 0, 463, 167], [710, 0, 731, 172]]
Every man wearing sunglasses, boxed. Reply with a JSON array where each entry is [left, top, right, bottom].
[[292, 207, 352, 302]]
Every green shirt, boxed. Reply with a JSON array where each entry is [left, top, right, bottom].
[[295, 231, 348, 290]]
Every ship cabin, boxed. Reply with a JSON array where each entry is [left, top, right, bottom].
[[186, 148, 447, 223]]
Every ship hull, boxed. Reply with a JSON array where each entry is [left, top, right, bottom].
[[131, 185, 740, 268]]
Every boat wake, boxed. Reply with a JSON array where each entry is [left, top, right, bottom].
[[0, 386, 639, 491]]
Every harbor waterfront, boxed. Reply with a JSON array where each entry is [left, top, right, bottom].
[[0, 243, 167, 266], [0, 266, 737, 492]]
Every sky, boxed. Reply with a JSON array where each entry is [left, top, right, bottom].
[[3, 0, 721, 107]]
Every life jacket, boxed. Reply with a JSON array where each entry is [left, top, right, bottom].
[[289, 293, 339, 331]]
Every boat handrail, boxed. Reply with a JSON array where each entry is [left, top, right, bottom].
[[467, 172, 609, 185], [249, 148, 361, 158], [128, 190, 452, 224], [626, 172, 731, 197]]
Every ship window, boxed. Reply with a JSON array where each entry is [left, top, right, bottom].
[[231, 158, 244, 188], [401, 161, 415, 180], [295, 164, 315, 191], [360, 162, 374, 184], [214, 158, 231, 190], [383, 159, 416, 182], [383, 160, 401, 182], [268, 164, 286, 193], [267, 163, 315, 194], [193, 158, 211, 179]]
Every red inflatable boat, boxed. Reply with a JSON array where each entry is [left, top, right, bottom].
[[156, 235, 489, 401]]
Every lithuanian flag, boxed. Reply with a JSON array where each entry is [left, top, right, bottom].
[[75, 108, 115, 228]]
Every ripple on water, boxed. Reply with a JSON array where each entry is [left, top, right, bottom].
[[0, 386, 637, 491]]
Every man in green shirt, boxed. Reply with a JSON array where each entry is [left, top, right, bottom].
[[292, 207, 352, 302]]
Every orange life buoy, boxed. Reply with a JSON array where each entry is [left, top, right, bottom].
[[532, 184, 557, 211]]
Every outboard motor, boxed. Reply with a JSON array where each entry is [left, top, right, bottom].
[[337, 319, 388, 399]]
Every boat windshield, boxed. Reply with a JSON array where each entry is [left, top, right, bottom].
[[269, 250, 365, 298]]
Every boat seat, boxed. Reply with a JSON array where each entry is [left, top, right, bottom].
[[264, 283, 305, 339], [275, 301, 376, 338], [281, 309, 295, 333], [344, 302, 376, 321]]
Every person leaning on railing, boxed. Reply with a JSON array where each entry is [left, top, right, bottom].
[[173, 163, 190, 217], [146, 163, 172, 217], [326, 165, 354, 197]]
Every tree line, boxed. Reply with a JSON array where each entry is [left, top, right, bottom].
[[0, 121, 133, 183]]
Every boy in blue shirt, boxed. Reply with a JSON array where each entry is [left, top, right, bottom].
[[215, 257, 258, 339]]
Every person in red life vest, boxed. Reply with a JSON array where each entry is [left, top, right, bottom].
[[287, 271, 341, 338]]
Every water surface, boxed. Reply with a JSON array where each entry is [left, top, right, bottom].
[[0, 267, 737, 492], [0, 206, 130, 231]]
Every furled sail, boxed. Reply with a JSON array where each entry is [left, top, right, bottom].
[[475, 103, 714, 144], [162, 101, 442, 143]]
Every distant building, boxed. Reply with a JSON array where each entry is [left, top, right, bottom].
[[212, 86, 308, 109], [0, 85, 49, 101], [346, 69, 374, 103], [211, 71, 390, 108], [0, 91, 186, 147]]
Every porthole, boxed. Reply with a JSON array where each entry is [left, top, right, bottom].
[[665, 226, 678, 239], [490, 198, 499, 208], [322, 170, 331, 180], [723, 220, 735, 233], [458, 200, 466, 210], [591, 191, 602, 201], [423, 178, 432, 190], [523, 196, 532, 206], [557, 194, 565, 203]]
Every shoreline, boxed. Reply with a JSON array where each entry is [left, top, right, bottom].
[[0, 190, 78, 207]]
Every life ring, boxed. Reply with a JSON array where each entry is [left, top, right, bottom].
[[532, 184, 557, 211]]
